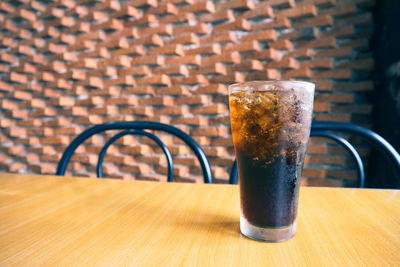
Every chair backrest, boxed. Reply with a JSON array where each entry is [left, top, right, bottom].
[[56, 121, 212, 183], [229, 121, 400, 187]]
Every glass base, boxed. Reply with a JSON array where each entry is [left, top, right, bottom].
[[240, 213, 297, 242]]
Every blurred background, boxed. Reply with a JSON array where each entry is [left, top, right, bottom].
[[0, 0, 399, 188]]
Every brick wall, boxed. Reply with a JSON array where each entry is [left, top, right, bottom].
[[0, 0, 375, 185]]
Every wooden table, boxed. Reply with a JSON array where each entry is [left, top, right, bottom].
[[0, 172, 399, 266]]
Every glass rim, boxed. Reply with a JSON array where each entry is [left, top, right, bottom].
[[229, 80, 315, 93]]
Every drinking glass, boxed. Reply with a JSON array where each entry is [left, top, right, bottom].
[[229, 81, 315, 242]]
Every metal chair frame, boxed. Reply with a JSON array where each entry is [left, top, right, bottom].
[[56, 121, 212, 183], [229, 121, 400, 187]]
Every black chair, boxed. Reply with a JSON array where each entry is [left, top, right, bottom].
[[56, 121, 212, 183], [229, 121, 400, 187]]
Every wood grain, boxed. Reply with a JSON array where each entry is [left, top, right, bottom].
[[0, 173, 399, 266]]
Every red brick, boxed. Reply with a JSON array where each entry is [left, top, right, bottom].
[[228, 59, 264, 72], [0, 82, 14, 93], [284, 48, 314, 59], [314, 80, 334, 91], [266, 57, 297, 69], [214, 18, 251, 32], [41, 136, 70, 145], [209, 116, 231, 125], [278, 27, 318, 41], [193, 136, 211, 146], [174, 156, 199, 166], [327, 169, 358, 180], [153, 65, 189, 76], [112, 46, 146, 57], [136, 155, 166, 165], [320, 5, 357, 17], [315, 94, 354, 103], [200, 31, 238, 44], [166, 33, 199, 45], [299, 37, 336, 49], [253, 17, 291, 31], [199, 10, 233, 23], [53, 127, 83, 136], [30, 163, 57, 174], [191, 127, 229, 137], [276, 4, 317, 19], [302, 168, 327, 179], [91, 18, 124, 31], [9, 72, 29, 83], [73, 115, 104, 125], [149, 43, 186, 56], [153, 106, 189, 116], [0, 64, 9, 73], [16, 119, 42, 127], [313, 69, 352, 80], [191, 63, 226, 75], [149, 2, 179, 15], [238, 4, 274, 20], [48, 97, 75, 107], [110, 5, 140, 19], [307, 155, 346, 166], [179, 0, 215, 13], [0, 2, 15, 13], [194, 84, 228, 95], [132, 55, 165, 66], [88, 106, 118, 115], [245, 69, 281, 81], [156, 85, 190, 96], [165, 55, 201, 66], [136, 75, 171, 86], [139, 96, 174, 106], [315, 47, 352, 58], [268, 0, 295, 8], [159, 11, 195, 24], [306, 179, 342, 187], [282, 68, 312, 79], [201, 52, 241, 65], [216, 0, 255, 11], [122, 85, 155, 95], [301, 59, 334, 69], [156, 165, 190, 176], [171, 117, 208, 126], [174, 95, 211, 105], [209, 72, 245, 84], [222, 40, 261, 53], [241, 30, 276, 43], [171, 75, 209, 85], [6, 127, 27, 138], [185, 43, 221, 55], [191, 104, 227, 115], [119, 66, 151, 76], [294, 14, 333, 28], [120, 106, 154, 117], [124, 14, 157, 27], [315, 113, 351, 122], [269, 39, 293, 50], [173, 23, 210, 35], [121, 145, 153, 154], [129, 34, 164, 47], [247, 49, 280, 61], [313, 103, 331, 112]]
